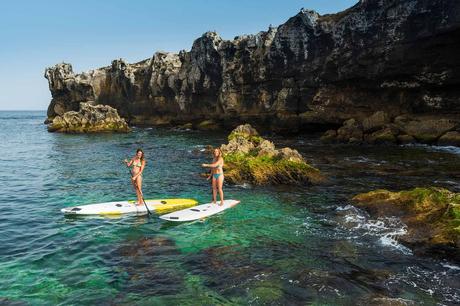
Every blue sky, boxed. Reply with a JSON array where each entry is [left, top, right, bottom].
[[0, 0, 358, 110]]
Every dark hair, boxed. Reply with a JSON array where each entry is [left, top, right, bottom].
[[136, 148, 145, 162]]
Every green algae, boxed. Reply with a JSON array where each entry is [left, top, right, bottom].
[[224, 151, 324, 185], [353, 187, 460, 254], [228, 131, 263, 144]]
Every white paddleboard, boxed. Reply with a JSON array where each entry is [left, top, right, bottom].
[[61, 199, 198, 216], [159, 199, 241, 222]]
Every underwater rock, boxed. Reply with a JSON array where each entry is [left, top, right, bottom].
[[247, 279, 284, 304], [47, 102, 130, 133], [184, 245, 272, 294], [44, 1, 460, 135], [220, 124, 325, 185], [352, 187, 460, 260], [112, 237, 184, 296], [0, 298, 27, 306]]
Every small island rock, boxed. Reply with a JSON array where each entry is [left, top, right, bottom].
[[352, 187, 460, 260], [48, 102, 130, 133], [220, 124, 325, 185]]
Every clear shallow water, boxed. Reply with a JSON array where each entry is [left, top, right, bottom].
[[0, 111, 459, 305]]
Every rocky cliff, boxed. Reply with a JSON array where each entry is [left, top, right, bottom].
[[45, 0, 460, 134]]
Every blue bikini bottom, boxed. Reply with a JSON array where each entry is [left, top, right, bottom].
[[213, 173, 223, 180]]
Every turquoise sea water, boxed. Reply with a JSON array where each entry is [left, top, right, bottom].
[[0, 111, 459, 305]]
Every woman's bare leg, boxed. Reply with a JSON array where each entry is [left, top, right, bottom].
[[131, 179, 140, 203], [212, 178, 217, 204], [136, 176, 143, 205], [217, 176, 224, 206]]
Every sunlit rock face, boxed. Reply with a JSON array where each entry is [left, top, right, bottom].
[[45, 0, 460, 133], [47, 102, 130, 133]]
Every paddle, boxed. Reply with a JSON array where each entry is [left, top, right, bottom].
[[124, 159, 152, 216]]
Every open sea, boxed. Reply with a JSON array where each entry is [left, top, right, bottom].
[[0, 111, 459, 305]]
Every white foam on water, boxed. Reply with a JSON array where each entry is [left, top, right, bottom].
[[441, 263, 460, 271], [386, 264, 460, 303], [336, 205, 412, 255], [403, 143, 460, 156], [235, 183, 251, 189]]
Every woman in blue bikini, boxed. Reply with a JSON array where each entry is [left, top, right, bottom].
[[124, 148, 146, 205], [202, 148, 224, 206]]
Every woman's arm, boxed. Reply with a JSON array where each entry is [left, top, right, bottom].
[[202, 158, 223, 168], [125, 158, 134, 167]]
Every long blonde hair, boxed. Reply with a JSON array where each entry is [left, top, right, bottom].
[[136, 148, 145, 162], [213, 148, 223, 163]]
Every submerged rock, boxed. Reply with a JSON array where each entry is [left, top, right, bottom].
[[220, 124, 325, 185], [352, 187, 460, 260], [47, 102, 130, 133], [112, 237, 184, 296]]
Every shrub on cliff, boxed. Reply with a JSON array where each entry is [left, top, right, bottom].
[[220, 124, 324, 185], [352, 187, 460, 259]]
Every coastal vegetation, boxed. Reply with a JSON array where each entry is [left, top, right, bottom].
[[220, 124, 325, 185]]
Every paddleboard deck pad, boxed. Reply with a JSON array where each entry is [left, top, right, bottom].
[[159, 199, 240, 222], [61, 199, 198, 215]]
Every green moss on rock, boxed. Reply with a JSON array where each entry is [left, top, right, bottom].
[[221, 124, 325, 185], [352, 187, 460, 259]]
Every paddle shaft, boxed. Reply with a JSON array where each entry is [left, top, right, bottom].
[[125, 162, 152, 216]]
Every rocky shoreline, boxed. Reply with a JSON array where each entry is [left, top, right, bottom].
[[321, 111, 460, 146], [44, 0, 460, 144]]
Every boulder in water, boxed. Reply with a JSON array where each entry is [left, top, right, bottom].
[[352, 187, 460, 260], [438, 131, 460, 147], [47, 102, 130, 133], [220, 124, 325, 185]]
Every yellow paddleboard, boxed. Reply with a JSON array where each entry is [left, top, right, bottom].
[[61, 198, 198, 215]]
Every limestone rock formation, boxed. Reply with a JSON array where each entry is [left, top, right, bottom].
[[321, 112, 460, 145], [47, 102, 130, 133], [45, 0, 460, 138], [219, 124, 325, 185], [352, 187, 460, 260]]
